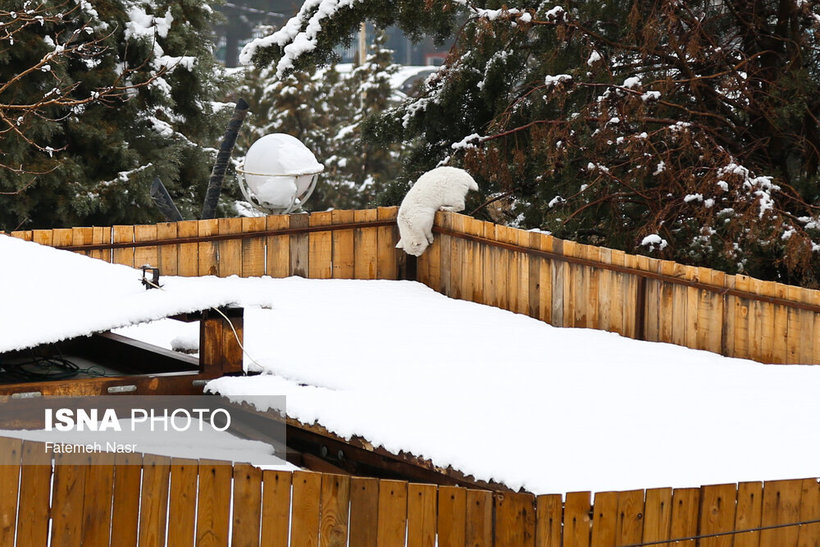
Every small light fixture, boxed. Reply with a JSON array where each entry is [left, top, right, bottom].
[[141, 265, 161, 290], [236, 133, 324, 215]]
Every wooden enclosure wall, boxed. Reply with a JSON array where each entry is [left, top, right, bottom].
[[1, 436, 820, 547], [7, 207, 820, 364], [6, 207, 405, 282], [419, 212, 820, 365]]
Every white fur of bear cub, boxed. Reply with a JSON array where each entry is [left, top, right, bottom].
[[396, 166, 479, 256]]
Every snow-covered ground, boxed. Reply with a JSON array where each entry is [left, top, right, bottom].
[[115, 276, 820, 495]]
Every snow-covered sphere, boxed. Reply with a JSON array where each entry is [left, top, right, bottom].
[[241, 133, 323, 213]]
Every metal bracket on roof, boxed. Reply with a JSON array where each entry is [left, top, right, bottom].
[[141, 265, 161, 290]]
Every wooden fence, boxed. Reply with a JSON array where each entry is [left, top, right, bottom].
[[6, 207, 406, 282], [419, 212, 820, 365], [1, 436, 820, 546], [7, 207, 820, 364]]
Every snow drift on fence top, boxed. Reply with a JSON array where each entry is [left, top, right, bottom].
[[0, 234, 274, 353], [110, 275, 814, 495]]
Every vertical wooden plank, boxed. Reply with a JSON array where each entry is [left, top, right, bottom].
[[669, 488, 700, 547], [319, 473, 350, 547], [81, 453, 116, 547], [460, 217, 477, 302], [51, 452, 91, 547], [70, 226, 93, 256], [495, 225, 513, 312], [450, 214, 465, 300], [290, 213, 310, 277], [733, 274, 752, 360], [425, 213, 442, 292], [734, 481, 763, 547], [176, 220, 199, 277], [697, 483, 737, 547], [495, 491, 536, 546], [377, 479, 407, 547], [749, 279, 773, 363], [772, 282, 789, 363], [349, 477, 379, 547], [198, 218, 219, 276], [590, 491, 618, 547], [291, 471, 322, 546], [517, 230, 531, 316], [797, 478, 820, 547], [134, 223, 159, 269], [407, 483, 436, 547], [495, 224, 509, 311], [609, 249, 627, 335], [585, 244, 601, 329], [31, 228, 53, 249], [786, 286, 803, 363], [354, 209, 378, 280], [572, 243, 589, 328], [377, 206, 399, 280], [110, 452, 143, 547], [670, 263, 689, 347], [16, 441, 52, 547], [551, 239, 565, 327], [796, 288, 815, 364], [9, 230, 33, 241], [641, 256, 660, 341], [437, 486, 466, 547], [596, 247, 614, 332], [527, 232, 542, 320], [760, 479, 803, 547], [112, 225, 135, 267], [642, 488, 673, 547], [694, 267, 713, 351], [241, 216, 267, 277], [138, 454, 171, 547], [536, 494, 563, 547], [705, 270, 725, 353], [51, 227, 73, 249], [218, 217, 243, 277], [196, 461, 232, 547], [308, 211, 333, 279], [331, 209, 355, 279], [260, 470, 292, 547], [167, 458, 199, 547], [90, 225, 110, 262], [232, 463, 263, 547], [0, 437, 21, 547], [466, 489, 493, 546], [470, 217, 485, 304], [683, 266, 700, 350], [156, 221, 179, 276], [658, 261, 676, 345], [438, 211, 452, 296], [564, 491, 591, 547], [622, 253, 639, 338], [482, 221, 496, 309], [266, 214, 291, 278], [616, 489, 645, 546], [721, 273, 736, 357]]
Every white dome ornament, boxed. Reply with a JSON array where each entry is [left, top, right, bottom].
[[236, 134, 324, 214]]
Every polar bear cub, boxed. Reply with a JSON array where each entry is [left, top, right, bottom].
[[396, 166, 479, 256]]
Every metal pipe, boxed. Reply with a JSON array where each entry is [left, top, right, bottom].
[[200, 98, 250, 220]]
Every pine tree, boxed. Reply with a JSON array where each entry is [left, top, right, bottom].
[[236, 28, 403, 211], [0, 0, 229, 230], [241, 0, 820, 286]]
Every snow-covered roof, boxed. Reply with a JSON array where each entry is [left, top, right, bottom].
[[112, 276, 820, 495], [0, 234, 274, 354]]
